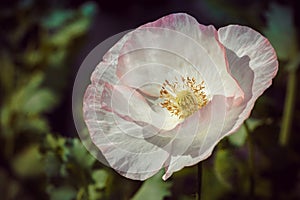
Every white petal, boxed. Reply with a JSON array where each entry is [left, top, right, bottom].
[[83, 15, 278, 181], [163, 95, 232, 179], [218, 25, 278, 134], [90, 32, 132, 87], [117, 13, 243, 99], [83, 85, 170, 180], [162, 26, 279, 177], [162, 149, 213, 180], [100, 83, 181, 131]]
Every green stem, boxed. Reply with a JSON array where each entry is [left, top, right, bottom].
[[279, 70, 297, 146], [196, 162, 202, 200], [244, 121, 255, 198]]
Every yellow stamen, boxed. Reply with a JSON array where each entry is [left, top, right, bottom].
[[159, 76, 208, 119]]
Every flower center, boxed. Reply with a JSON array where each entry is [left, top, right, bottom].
[[159, 76, 208, 119]]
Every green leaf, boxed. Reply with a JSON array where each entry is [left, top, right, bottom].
[[80, 2, 97, 17], [47, 185, 77, 200], [131, 170, 172, 200], [45, 134, 69, 162], [228, 118, 263, 147], [12, 144, 43, 177], [228, 125, 248, 147], [22, 73, 44, 93], [88, 184, 104, 200], [10, 73, 44, 112], [48, 18, 90, 47], [69, 138, 95, 169], [22, 117, 49, 133], [92, 169, 109, 189], [42, 10, 74, 29], [263, 3, 298, 61], [23, 49, 43, 66], [246, 118, 263, 132], [23, 88, 57, 114], [48, 49, 67, 68], [87, 169, 108, 200], [214, 149, 244, 190], [45, 133, 65, 149], [44, 152, 61, 177]]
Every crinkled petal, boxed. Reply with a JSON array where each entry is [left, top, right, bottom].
[[83, 84, 170, 180], [84, 84, 206, 180], [100, 83, 181, 131], [162, 26, 278, 179], [83, 14, 278, 181], [90, 31, 132, 87], [117, 13, 243, 99], [218, 25, 278, 134], [163, 95, 233, 179]]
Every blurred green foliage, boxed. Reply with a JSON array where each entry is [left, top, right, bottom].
[[42, 134, 109, 200], [263, 3, 298, 61], [0, 1, 107, 199], [0, 0, 300, 200], [131, 170, 172, 200]]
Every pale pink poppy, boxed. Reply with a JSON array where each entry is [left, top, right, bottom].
[[83, 13, 278, 180]]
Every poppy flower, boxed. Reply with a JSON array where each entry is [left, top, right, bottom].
[[83, 13, 278, 180]]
